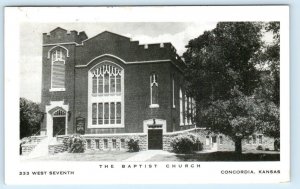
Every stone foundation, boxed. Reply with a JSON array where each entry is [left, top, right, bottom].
[[20, 135, 47, 155], [48, 143, 68, 155], [82, 134, 148, 151], [162, 128, 275, 152], [21, 144, 36, 155]]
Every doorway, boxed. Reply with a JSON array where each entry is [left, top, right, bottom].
[[52, 109, 66, 137], [148, 129, 163, 150]]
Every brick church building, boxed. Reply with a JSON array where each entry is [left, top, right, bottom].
[[35, 27, 274, 152]]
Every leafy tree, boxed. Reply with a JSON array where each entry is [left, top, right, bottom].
[[201, 89, 279, 153], [20, 98, 43, 139], [183, 22, 262, 102], [183, 22, 279, 152], [254, 22, 280, 106]]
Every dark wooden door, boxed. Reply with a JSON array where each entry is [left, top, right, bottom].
[[148, 129, 163, 150], [53, 117, 65, 137]]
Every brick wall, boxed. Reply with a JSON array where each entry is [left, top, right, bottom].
[[41, 28, 186, 136]]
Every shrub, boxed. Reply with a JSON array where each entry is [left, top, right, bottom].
[[66, 135, 86, 153], [265, 148, 270, 151], [170, 133, 202, 154], [127, 138, 140, 152], [256, 145, 263, 151]]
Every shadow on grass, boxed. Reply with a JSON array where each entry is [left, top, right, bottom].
[[174, 151, 280, 161]]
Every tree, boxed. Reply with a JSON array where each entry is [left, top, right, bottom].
[[183, 22, 279, 153], [251, 22, 280, 138], [255, 22, 280, 106], [183, 22, 262, 102], [201, 89, 279, 153], [20, 98, 43, 139]]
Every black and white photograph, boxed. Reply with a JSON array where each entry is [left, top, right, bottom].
[[5, 6, 290, 184]]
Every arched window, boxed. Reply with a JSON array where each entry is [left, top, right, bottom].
[[150, 73, 159, 108], [179, 88, 183, 125], [89, 63, 123, 128], [172, 75, 175, 108], [51, 48, 66, 90], [184, 93, 188, 125], [188, 97, 192, 125]]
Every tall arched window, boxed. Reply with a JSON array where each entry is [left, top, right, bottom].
[[188, 97, 192, 125], [89, 63, 123, 128], [184, 93, 188, 125], [51, 48, 66, 90], [172, 75, 175, 108], [150, 73, 159, 108], [179, 88, 183, 125]]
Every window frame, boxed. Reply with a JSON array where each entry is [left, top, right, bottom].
[[88, 61, 124, 129], [172, 75, 175, 108], [179, 88, 184, 126], [205, 136, 210, 145], [149, 73, 159, 108], [219, 135, 223, 145], [50, 48, 66, 92]]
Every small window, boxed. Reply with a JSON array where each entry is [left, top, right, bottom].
[[116, 102, 121, 124], [150, 73, 159, 107], [205, 136, 210, 145], [184, 94, 188, 125], [179, 89, 183, 125], [104, 139, 108, 149], [219, 136, 223, 145], [252, 135, 256, 144], [95, 139, 100, 149], [92, 103, 97, 125], [172, 75, 175, 108], [246, 136, 252, 144], [121, 139, 125, 149], [258, 135, 263, 144], [87, 139, 91, 149], [112, 139, 116, 149]]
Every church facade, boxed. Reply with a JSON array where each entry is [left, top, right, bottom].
[[39, 27, 274, 151]]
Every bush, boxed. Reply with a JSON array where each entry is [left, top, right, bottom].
[[66, 135, 86, 153], [256, 145, 263, 151], [265, 148, 270, 151], [170, 134, 202, 154], [127, 138, 140, 152]]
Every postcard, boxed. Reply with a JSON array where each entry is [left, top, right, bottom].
[[4, 6, 289, 184]]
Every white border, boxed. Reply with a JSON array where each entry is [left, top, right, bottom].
[[5, 6, 289, 184]]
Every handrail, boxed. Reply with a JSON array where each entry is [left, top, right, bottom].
[[55, 128, 65, 137], [33, 129, 41, 136]]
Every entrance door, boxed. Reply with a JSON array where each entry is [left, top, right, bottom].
[[53, 117, 65, 137], [211, 136, 218, 151], [148, 129, 163, 150]]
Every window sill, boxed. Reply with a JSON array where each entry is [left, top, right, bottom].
[[88, 124, 124, 129], [149, 104, 159, 108], [49, 88, 65, 92]]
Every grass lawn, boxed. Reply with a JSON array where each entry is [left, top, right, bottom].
[[147, 151, 280, 162], [27, 150, 138, 161]]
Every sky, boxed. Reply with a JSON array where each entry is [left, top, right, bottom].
[[20, 22, 218, 102]]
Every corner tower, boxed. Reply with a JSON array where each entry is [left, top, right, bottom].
[[40, 27, 88, 137]]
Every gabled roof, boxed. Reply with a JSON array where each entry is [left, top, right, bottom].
[[82, 30, 131, 43], [49, 27, 68, 34]]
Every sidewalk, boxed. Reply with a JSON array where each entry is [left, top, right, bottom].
[[124, 150, 174, 162]]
